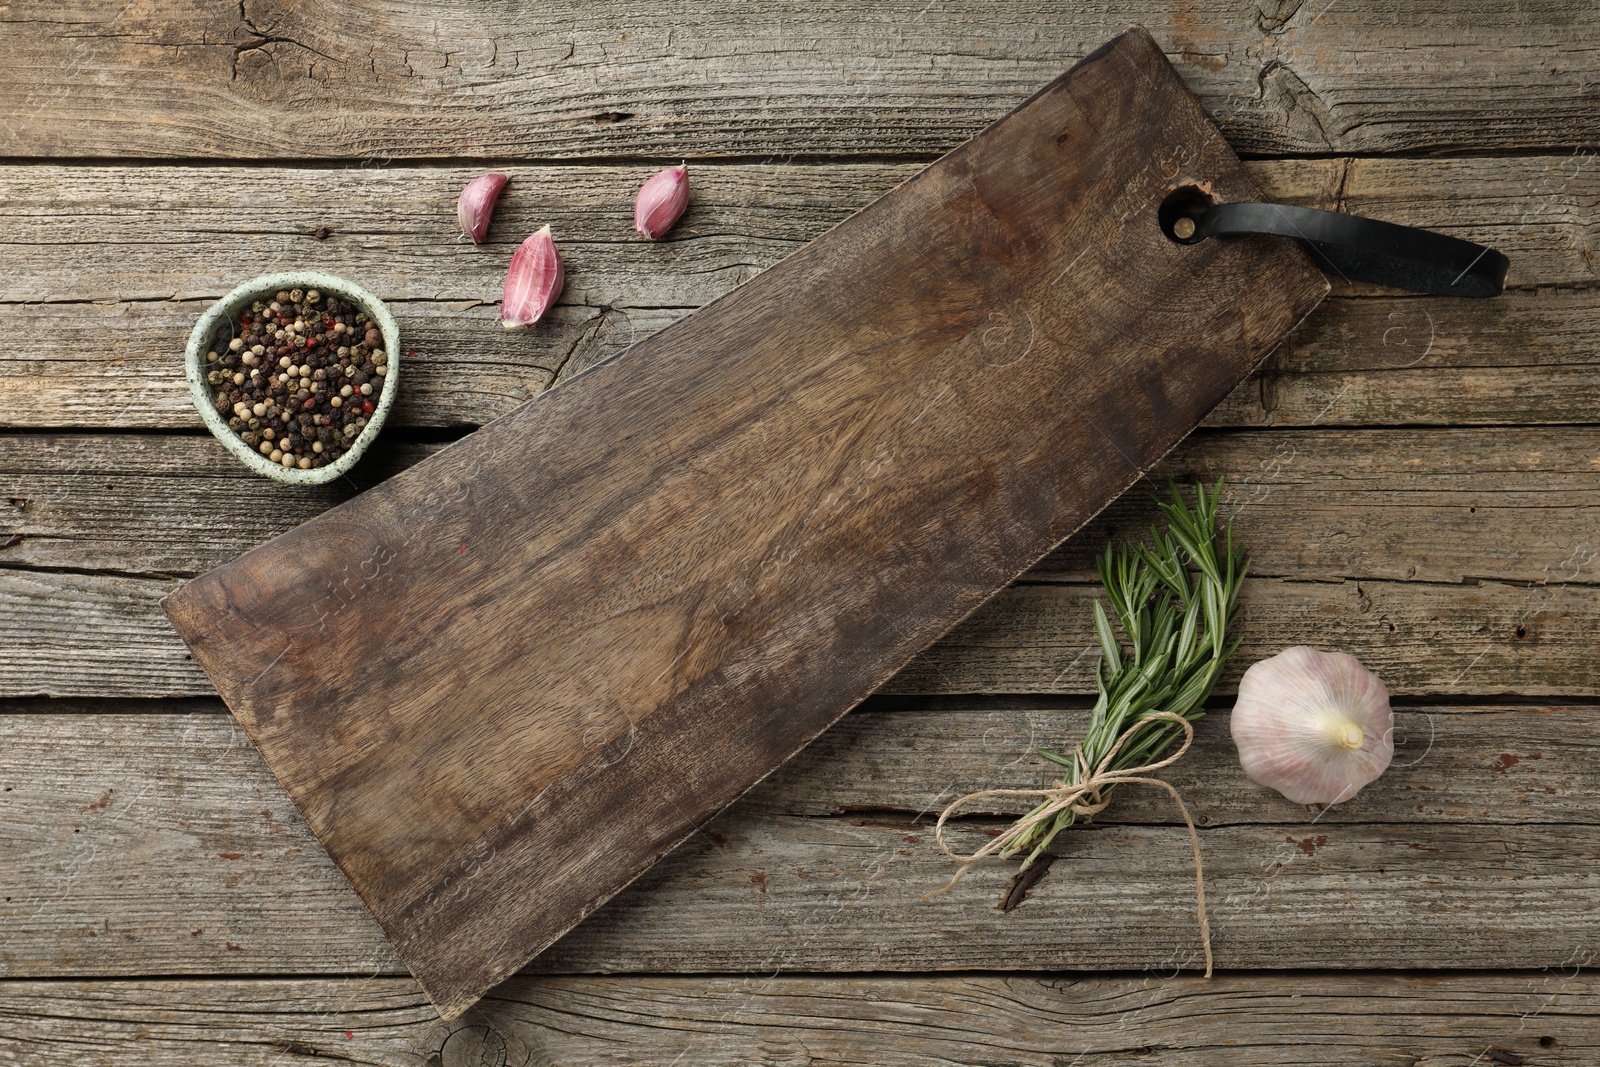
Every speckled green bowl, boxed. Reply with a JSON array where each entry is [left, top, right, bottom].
[[185, 271, 400, 485]]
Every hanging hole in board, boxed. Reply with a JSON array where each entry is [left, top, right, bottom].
[[1159, 185, 1216, 244]]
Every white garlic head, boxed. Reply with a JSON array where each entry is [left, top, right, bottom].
[[1230, 646, 1394, 806]]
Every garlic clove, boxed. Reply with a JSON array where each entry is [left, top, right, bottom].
[[1229, 646, 1394, 806], [501, 225, 564, 329], [458, 173, 508, 244], [633, 164, 689, 240]]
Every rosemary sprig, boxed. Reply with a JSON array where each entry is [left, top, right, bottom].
[[1004, 479, 1247, 869]]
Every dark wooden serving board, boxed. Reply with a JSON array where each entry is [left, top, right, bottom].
[[163, 27, 1327, 1019]]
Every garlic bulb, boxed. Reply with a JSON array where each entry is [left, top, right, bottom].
[[1230, 646, 1394, 805]]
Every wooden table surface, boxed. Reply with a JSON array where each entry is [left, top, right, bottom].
[[2, 3, 1598, 1064]]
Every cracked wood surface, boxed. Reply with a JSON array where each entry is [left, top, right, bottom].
[[3, 4, 1599, 1062], [0, 706, 1595, 976], [0, 565, 1593, 699], [154, 31, 1331, 1017], [6, 426, 1599, 584], [0, 973, 1594, 1067], [1, 156, 1597, 431], [0, 1, 1596, 159], [4, 427, 1597, 699]]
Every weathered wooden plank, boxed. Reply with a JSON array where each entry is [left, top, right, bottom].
[[0, 163, 893, 306], [0, 299, 680, 432], [759, 702, 1595, 825], [8, 288, 1597, 431], [1, 699, 1589, 827], [1211, 287, 1600, 428], [888, 575, 1593, 696], [1, 1, 1595, 159], [2, 156, 1590, 304], [1, 972, 1594, 1067], [1, 564, 1590, 699], [0, 707, 1593, 977], [7, 427, 1600, 586], [0, 156, 1590, 431]]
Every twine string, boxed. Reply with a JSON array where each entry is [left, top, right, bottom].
[[923, 711, 1212, 978]]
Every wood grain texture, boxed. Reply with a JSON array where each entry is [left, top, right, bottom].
[[160, 30, 1326, 1018], [889, 575, 1598, 696], [0, 154, 1593, 431], [3, 0, 1594, 1052], [8, 427, 1600, 585], [6, 571, 1597, 700], [1, 972, 1596, 1067], [4, 156, 1589, 308], [1, 1, 1595, 160], [1, 707, 1595, 977], [8, 289, 1599, 432]]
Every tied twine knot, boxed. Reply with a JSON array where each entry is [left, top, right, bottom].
[[923, 711, 1212, 978]]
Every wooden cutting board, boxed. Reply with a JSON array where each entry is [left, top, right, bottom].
[[164, 26, 1328, 1019]]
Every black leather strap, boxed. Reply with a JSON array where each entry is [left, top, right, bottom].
[[1177, 202, 1509, 298]]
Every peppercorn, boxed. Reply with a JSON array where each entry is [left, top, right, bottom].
[[207, 289, 387, 469]]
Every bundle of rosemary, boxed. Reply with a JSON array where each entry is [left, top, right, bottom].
[[930, 480, 1247, 946], [1005, 479, 1246, 866]]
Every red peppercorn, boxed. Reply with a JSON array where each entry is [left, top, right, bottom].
[[362, 400, 374, 414]]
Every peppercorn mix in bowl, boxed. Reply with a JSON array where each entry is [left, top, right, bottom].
[[185, 272, 400, 485]]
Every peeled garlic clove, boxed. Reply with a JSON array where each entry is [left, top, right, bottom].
[[501, 225, 564, 329], [458, 173, 508, 244], [1230, 646, 1394, 806], [633, 164, 689, 239]]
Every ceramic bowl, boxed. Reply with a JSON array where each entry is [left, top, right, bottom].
[[185, 271, 400, 485]]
